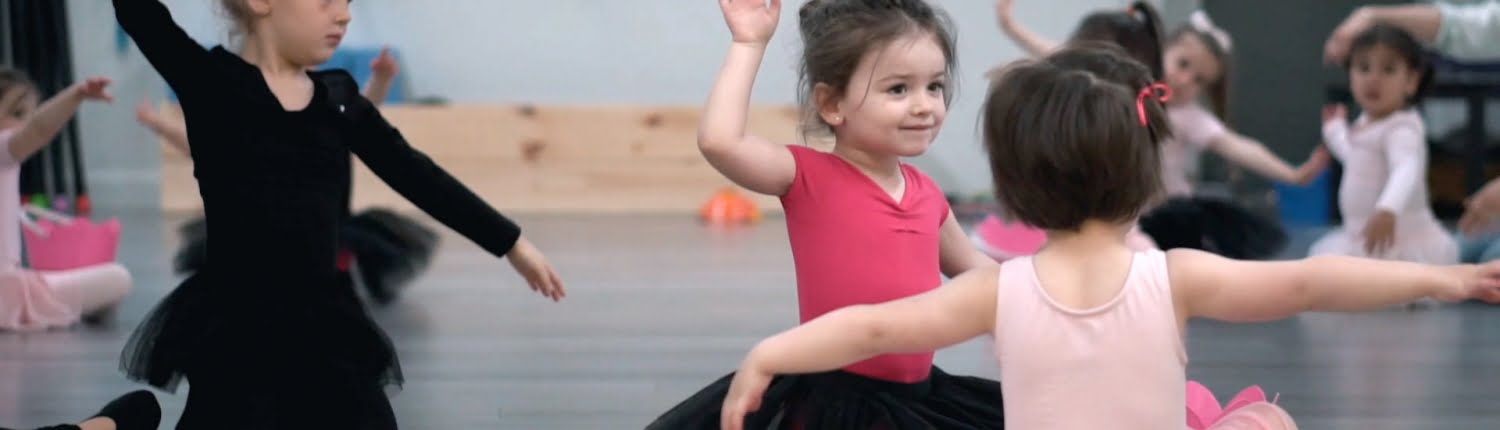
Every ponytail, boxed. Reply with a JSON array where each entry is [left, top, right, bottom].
[[1128, 1, 1165, 80]]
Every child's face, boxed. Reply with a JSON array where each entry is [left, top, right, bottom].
[[823, 31, 949, 158], [253, 0, 352, 67], [0, 87, 37, 131], [1163, 35, 1222, 106], [1348, 44, 1420, 117]]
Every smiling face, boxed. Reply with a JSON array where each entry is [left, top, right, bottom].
[[817, 31, 950, 158]]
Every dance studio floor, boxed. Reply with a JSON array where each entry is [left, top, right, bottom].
[[3, 210, 1500, 429]]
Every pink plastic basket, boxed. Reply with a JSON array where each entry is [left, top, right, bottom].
[[21, 217, 121, 271]]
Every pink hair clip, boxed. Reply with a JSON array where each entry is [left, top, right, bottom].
[[1136, 83, 1172, 127]]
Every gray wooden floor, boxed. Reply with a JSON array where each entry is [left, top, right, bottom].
[[3, 211, 1500, 429]]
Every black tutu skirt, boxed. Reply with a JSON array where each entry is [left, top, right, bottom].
[[647, 367, 1004, 429], [119, 269, 404, 394], [1138, 196, 1289, 260], [172, 207, 439, 305]]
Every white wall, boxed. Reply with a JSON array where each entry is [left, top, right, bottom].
[[73, 0, 1132, 200]]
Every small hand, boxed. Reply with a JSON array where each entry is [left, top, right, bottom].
[[1459, 179, 1500, 235], [74, 77, 113, 103], [1361, 210, 1397, 255], [135, 100, 158, 126], [505, 237, 566, 302], [1325, 7, 1374, 65], [1322, 103, 1347, 125], [370, 46, 399, 80], [1291, 146, 1332, 184], [1436, 262, 1500, 302], [720, 0, 783, 45], [720, 365, 773, 430]]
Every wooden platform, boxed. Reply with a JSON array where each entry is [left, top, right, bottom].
[[3, 213, 1500, 429], [156, 103, 831, 214]]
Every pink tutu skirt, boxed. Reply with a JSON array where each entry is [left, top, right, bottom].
[[0, 269, 79, 331], [1188, 381, 1297, 430]]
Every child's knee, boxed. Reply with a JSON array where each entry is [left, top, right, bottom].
[[101, 263, 133, 294]]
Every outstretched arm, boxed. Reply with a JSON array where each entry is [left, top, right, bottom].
[[1205, 132, 1327, 185], [720, 266, 1000, 429], [744, 265, 998, 374], [7, 79, 113, 164], [1170, 249, 1490, 324], [349, 95, 564, 301]]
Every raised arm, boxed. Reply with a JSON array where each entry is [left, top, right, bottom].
[[1321, 106, 1354, 161], [1170, 249, 1488, 323], [113, 0, 212, 97], [996, 0, 1059, 58], [362, 47, 399, 106], [1375, 125, 1427, 214], [701, 0, 796, 196], [135, 102, 190, 155], [7, 79, 113, 165]]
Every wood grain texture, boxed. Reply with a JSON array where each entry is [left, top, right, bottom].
[[155, 103, 835, 214]]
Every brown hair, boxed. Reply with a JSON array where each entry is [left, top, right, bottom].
[[1345, 23, 1433, 107], [1068, 1, 1165, 80], [1168, 26, 1231, 121], [220, 0, 254, 40], [982, 43, 1171, 231], [0, 68, 37, 117], [796, 0, 957, 137]]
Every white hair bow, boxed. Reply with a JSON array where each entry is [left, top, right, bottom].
[[1188, 10, 1232, 53]]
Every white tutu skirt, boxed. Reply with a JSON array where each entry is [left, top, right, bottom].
[[1308, 216, 1458, 265]]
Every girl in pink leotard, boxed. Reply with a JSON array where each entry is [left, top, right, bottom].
[[0, 69, 132, 333]]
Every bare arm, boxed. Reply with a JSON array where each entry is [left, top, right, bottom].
[[699, 41, 796, 196], [940, 210, 998, 278], [1325, 4, 1443, 63], [362, 47, 399, 106], [9, 80, 111, 163], [996, 0, 1058, 58], [362, 74, 393, 107], [1170, 249, 1473, 323], [1205, 132, 1320, 184], [743, 266, 1000, 375], [135, 102, 190, 155]]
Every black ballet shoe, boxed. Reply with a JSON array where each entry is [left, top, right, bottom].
[[89, 390, 160, 430]]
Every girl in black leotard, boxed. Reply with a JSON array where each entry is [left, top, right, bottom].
[[110, 0, 567, 428]]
